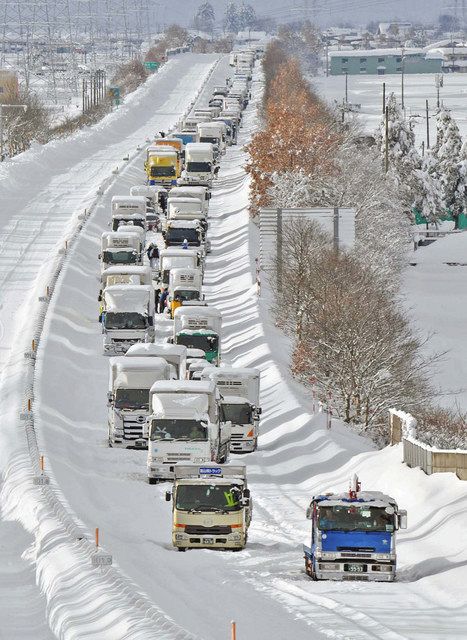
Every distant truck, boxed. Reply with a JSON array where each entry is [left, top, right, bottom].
[[165, 464, 252, 552], [180, 143, 215, 187], [101, 284, 155, 355], [168, 268, 203, 318], [163, 219, 205, 250], [111, 196, 147, 231], [303, 476, 407, 582], [173, 306, 221, 364], [107, 356, 172, 448], [147, 380, 231, 482], [159, 248, 202, 288], [202, 367, 261, 452], [99, 231, 142, 272], [145, 146, 179, 187]]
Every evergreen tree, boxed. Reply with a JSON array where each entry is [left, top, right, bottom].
[[224, 2, 239, 33], [431, 108, 465, 227], [194, 2, 215, 34], [238, 3, 256, 31], [377, 93, 442, 222]]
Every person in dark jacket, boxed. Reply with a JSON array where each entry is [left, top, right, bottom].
[[158, 287, 169, 313], [147, 243, 159, 269]]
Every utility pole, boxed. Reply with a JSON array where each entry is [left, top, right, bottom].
[[401, 54, 405, 111], [325, 43, 329, 77], [345, 72, 348, 105], [333, 207, 340, 253], [385, 105, 389, 173], [426, 99, 430, 149], [382, 82, 386, 114]]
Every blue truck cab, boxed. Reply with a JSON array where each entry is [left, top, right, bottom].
[[303, 476, 407, 582]]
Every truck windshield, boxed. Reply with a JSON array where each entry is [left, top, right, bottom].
[[150, 166, 175, 177], [150, 419, 207, 441], [115, 388, 149, 409], [103, 250, 138, 264], [173, 289, 200, 301], [186, 161, 211, 173], [176, 483, 243, 512], [199, 136, 219, 145], [318, 505, 395, 533], [221, 402, 251, 425], [104, 312, 147, 330], [166, 228, 199, 244], [176, 333, 218, 352], [112, 219, 145, 231]]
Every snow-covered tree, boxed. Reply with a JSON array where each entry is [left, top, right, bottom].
[[194, 2, 215, 34], [430, 108, 466, 227], [238, 3, 256, 31], [377, 93, 442, 222], [223, 2, 239, 33]]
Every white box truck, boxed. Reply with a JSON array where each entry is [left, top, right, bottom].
[[99, 231, 142, 272], [147, 380, 231, 482], [101, 284, 155, 355], [202, 367, 261, 452], [111, 196, 147, 231], [180, 143, 215, 187], [108, 356, 172, 448]]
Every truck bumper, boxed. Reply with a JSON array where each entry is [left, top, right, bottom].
[[148, 461, 210, 481], [103, 340, 139, 355], [307, 554, 395, 582], [110, 437, 147, 450], [173, 532, 245, 550]]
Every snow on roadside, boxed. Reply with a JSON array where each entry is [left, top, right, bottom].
[[0, 53, 222, 639]]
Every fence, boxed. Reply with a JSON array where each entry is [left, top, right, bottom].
[[389, 409, 467, 481]]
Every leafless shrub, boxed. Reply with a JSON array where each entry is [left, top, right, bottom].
[[416, 406, 467, 449], [111, 59, 148, 96], [2, 89, 49, 157]]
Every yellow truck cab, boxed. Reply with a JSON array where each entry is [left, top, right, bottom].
[[153, 137, 183, 173], [145, 146, 179, 187], [166, 464, 251, 552]]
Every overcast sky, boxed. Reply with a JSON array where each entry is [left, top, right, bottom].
[[153, 1, 451, 29]]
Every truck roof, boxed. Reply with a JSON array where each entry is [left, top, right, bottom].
[[117, 225, 145, 238], [102, 265, 151, 278], [110, 357, 170, 388], [169, 186, 207, 196], [126, 343, 187, 358], [314, 491, 397, 508], [168, 197, 203, 205], [111, 195, 146, 205], [185, 142, 214, 151], [111, 356, 170, 373], [167, 220, 201, 229], [174, 464, 246, 481], [150, 379, 216, 395], [151, 393, 209, 419], [160, 248, 199, 258], [174, 306, 221, 319], [103, 284, 152, 312], [206, 366, 259, 379]]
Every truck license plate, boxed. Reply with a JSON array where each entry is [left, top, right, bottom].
[[203, 537, 214, 545], [345, 563, 366, 573]]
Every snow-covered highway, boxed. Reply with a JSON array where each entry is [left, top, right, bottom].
[[0, 52, 466, 640]]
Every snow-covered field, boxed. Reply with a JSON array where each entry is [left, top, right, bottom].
[[1, 53, 467, 639], [313, 73, 467, 145]]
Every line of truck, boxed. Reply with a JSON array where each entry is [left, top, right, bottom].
[[91, 47, 408, 576], [95, 49, 259, 553]]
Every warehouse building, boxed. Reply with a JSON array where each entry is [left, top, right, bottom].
[[329, 49, 443, 75]]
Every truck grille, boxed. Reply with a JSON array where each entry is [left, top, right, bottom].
[[123, 422, 144, 440], [230, 433, 244, 441], [185, 525, 232, 535], [165, 453, 192, 461], [337, 547, 375, 553]]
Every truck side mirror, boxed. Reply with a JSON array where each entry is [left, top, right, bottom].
[[165, 491, 172, 502], [98, 313, 103, 323], [243, 489, 250, 499], [98, 294, 102, 302], [98, 253, 102, 260], [398, 510, 407, 530], [256, 407, 262, 415], [306, 506, 313, 520], [107, 392, 113, 405], [148, 316, 154, 327]]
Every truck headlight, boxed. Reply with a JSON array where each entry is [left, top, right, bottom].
[[175, 534, 185, 541], [374, 553, 391, 560], [193, 456, 207, 462], [320, 552, 335, 559], [154, 456, 164, 462], [231, 533, 241, 541]]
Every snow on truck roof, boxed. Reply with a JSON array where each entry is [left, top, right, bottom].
[[150, 379, 216, 394], [185, 143, 214, 151], [314, 491, 397, 507], [206, 366, 259, 378], [102, 265, 151, 277], [151, 393, 209, 418], [103, 284, 152, 311], [111, 195, 147, 204], [126, 343, 187, 358], [111, 356, 170, 373], [174, 306, 221, 319]]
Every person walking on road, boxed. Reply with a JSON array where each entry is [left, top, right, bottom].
[[181, 238, 189, 249], [158, 287, 169, 313], [147, 243, 159, 269]]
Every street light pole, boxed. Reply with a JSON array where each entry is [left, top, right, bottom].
[[0, 103, 27, 161]]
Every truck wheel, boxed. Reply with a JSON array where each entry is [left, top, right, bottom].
[[252, 438, 258, 451], [305, 557, 317, 581], [177, 547, 187, 552], [147, 477, 159, 485]]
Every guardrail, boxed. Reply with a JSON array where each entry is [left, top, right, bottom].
[[389, 409, 467, 481]]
